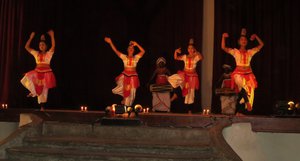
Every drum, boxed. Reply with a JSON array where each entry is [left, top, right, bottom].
[[215, 88, 236, 96], [150, 84, 173, 92]]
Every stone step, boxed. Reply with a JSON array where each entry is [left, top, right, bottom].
[[24, 136, 213, 155], [7, 147, 221, 161], [43, 122, 210, 145]]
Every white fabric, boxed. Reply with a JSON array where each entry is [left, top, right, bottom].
[[228, 48, 259, 67], [167, 73, 196, 104], [119, 54, 141, 69], [184, 88, 195, 104], [220, 95, 238, 115], [167, 74, 184, 89], [178, 55, 200, 71], [30, 50, 54, 64], [152, 92, 170, 112], [20, 76, 48, 104], [112, 75, 136, 106]]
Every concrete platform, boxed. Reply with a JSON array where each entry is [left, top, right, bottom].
[[1, 108, 300, 133]]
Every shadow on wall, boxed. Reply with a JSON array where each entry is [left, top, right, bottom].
[[223, 123, 300, 161]]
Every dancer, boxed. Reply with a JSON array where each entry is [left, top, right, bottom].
[[104, 37, 145, 106], [21, 30, 56, 110], [168, 39, 202, 112], [221, 28, 264, 111]]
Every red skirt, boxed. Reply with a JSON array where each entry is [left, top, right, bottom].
[[25, 66, 56, 95], [231, 66, 257, 93], [115, 70, 140, 98], [178, 70, 199, 96]]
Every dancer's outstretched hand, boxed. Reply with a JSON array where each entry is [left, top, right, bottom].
[[47, 30, 54, 36], [250, 34, 257, 41], [175, 48, 181, 54], [222, 33, 229, 38], [29, 32, 35, 39], [104, 37, 112, 44]]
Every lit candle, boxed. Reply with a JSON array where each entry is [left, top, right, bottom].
[[84, 106, 87, 111], [207, 109, 210, 115], [80, 106, 84, 111], [146, 108, 149, 113], [202, 109, 206, 115], [5, 104, 8, 109], [1, 104, 4, 109], [143, 108, 146, 113]]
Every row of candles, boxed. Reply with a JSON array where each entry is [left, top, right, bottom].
[[142, 108, 150, 113], [202, 109, 210, 115], [80, 106, 88, 112], [1, 104, 8, 109]]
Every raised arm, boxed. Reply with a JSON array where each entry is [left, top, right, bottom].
[[47, 30, 55, 52], [174, 48, 182, 60], [250, 34, 264, 50], [25, 32, 35, 53], [221, 33, 232, 54], [195, 51, 203, 61], [104, 37, 123, 57], [130, 41, 145, 57]]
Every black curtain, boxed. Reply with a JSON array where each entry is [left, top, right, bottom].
[[2, 0, 203, 111], [213, 0, 300, 115], [0, 0, 24, 104]]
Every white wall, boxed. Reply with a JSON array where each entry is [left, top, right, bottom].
[[223, 123, 300, 161], [0, 122, 18, 141]]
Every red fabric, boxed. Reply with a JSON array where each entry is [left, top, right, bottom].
[[178, 70, 199, 96], [156, 75, 168, 85], [115, 70, 139, 98], [222, 79, 232, 88], [231, 67, 257, 93], [25, 66, 56, 95]]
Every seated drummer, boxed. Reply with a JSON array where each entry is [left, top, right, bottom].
[[149, 57, 172, 112], [149, 57, 171, 85]]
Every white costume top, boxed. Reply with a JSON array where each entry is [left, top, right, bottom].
[[30, 50, 54, 65], [228, 48, 260, 67], [119, 54, 141, 69], [178, 55, 201, 71]]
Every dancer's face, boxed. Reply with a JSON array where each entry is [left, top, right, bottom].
[[239, 36, 248, 47], [188, 45, 195, 54], [39, 41, 47, 52], [127, 46, 135, 56]]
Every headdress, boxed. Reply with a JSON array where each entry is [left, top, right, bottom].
[[241, 28, 247, 37], [156, 57, 166, 66]]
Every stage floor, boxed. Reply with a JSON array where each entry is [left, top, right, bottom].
[[1, 108, 300, 133]]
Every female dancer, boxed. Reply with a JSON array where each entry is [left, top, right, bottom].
[[168, 39, 202, 108], [221, 28, 264, 111], [104, 37, 145, 106], [21, 30, 56, 110]]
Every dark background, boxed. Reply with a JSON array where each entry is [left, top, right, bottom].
[[1, 0, 300, 114], [1, 0, 203, 112], [212, 0, 300, 114]]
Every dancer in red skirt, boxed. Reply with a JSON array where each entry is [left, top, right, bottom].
[[104, 37, 145, 106], [21, 30, 56, 110], [221, 28, 264, 111], [168, 39, 203, 112]]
